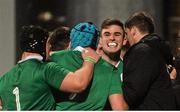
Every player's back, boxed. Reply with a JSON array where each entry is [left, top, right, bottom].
[[0, 59, 56, 110]]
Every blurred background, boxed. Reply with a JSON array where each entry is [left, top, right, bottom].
[[0, 0, 180, 75]]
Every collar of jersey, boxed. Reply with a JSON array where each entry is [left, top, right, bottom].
[[18, 55, 43, 63], [73, 46, 84, 52], [115, 61, 120, 68]]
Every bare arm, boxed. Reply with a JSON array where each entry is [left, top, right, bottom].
[[0, 98, 2, 110], [109, 94, 129, 110], [60, 47, 100, 93], [60, 61, 94, 93]]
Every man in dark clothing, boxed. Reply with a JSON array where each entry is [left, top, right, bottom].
[[122, 11, 176, 110]]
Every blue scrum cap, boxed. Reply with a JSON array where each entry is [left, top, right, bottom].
[[70, 22, 99, 49]]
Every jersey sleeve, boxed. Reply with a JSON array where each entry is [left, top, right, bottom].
[[109, 67, 123, 95], [44, 62, 70, 89]]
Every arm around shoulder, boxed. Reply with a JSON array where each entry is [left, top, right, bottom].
[[60, 47, 100, 93], [60, 61, 95, 93]]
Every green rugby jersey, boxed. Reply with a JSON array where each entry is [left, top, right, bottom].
[[49, 50, 123, 110], [0, 57, 69, 110]]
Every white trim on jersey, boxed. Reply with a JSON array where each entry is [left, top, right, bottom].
[[18, 55, 43, 63]]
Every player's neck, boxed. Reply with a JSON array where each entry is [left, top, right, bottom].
[[102, 54, 119, 66]]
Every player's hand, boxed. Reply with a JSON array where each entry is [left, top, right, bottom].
[[82, 47, 100, 63]]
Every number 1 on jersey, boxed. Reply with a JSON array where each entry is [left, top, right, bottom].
[[13, 87, 21, 111]]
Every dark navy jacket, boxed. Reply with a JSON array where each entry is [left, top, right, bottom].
[[122, 34, 176, 110]]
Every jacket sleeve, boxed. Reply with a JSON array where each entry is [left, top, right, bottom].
[[122, 44, 159, 108]]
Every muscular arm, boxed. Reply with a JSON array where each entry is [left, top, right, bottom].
[[60, 61, 95, 92], [109, 94, 129, 110], [60, 47, 100, 93]]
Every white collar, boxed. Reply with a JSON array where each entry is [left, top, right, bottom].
[[120, 56, 123, 61], [115, 61, 120, 68], [73, 46, 84, 52], [18, 55, 43, 63]]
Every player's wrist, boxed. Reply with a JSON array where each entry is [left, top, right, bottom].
[[84, 57, 96, 64]]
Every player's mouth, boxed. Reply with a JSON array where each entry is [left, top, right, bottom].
[[108, 42, 117, 48]]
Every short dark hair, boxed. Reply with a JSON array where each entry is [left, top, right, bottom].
[[125, 11, 154, 34], [101, 18, 125, 37], [48, 26, 70, 51]]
